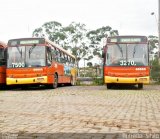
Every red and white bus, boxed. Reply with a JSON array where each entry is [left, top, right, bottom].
[[6, 38, 77, 88], [0, 41, 7, 88], [103, 36, 150, 89]]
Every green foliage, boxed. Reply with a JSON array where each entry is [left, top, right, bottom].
[[148, 36, 158, 56], [150, 58, 160, 82], [76, 77, 103, 86], [86, 26, 119, 59], [76, 80, 81, 85], [92, 77, 103, 85], [32, 21, 65, 45], [62, 22, 88, 62]]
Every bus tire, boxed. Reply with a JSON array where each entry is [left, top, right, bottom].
[[52, 74, 58, 89], [106, 83, 112, 89], [138, 83, 143, 89]]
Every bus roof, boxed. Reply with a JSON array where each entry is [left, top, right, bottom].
[[8, 37, 76, 59], [0, 41, 7, 48], [45, 38, 76, 59]]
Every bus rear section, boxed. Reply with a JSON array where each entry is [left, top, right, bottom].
[[6, 38, 77, 88], [103, 36, 150, 89], [0, 41, 7, 88]]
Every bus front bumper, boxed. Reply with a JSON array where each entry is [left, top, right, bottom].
[[7, 76, 48, 85], [104, 76, 150, 84]]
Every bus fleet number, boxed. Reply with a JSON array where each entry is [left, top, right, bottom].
[[12, 62, 25, 68], [120, 60, 136, 66]]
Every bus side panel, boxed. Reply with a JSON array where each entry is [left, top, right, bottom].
[[47, 66, 54, 84], [47, 62, 65, 84], [57, 63, 65, 83], [63, 64, 77, 84], [0, 66, 6, 84]]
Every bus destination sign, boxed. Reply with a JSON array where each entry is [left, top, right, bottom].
[[20, 40, 40, 44], [8, 38, 45, 46], [108, 37, 147, 43], [120, 38, 141, 42]]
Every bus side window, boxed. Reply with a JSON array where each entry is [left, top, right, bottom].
[[72, 58, 75, 66], [51, 49, 54, 61], [57, 50, 61, 62], [60, 53, 66, 63], [68, 56, 71, 67], [65, 55, 68, 65], [51, 48, 56, 61], [71, 58, 74, 67]]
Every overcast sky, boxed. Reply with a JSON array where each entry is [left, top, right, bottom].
[[0, 0, 158, 43]]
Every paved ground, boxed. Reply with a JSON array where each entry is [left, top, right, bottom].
[[0, 85, 160, 138]]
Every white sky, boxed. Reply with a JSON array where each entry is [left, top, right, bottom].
[[0, 0, 158, 43]]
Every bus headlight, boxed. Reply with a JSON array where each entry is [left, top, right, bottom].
[[139, 78, 147, 82], [37, 77, 44, 81]]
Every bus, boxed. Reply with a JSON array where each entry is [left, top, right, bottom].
[[103, 36, 150, 89], [6, 38, 77, 88], [0, 41, 7, 88]]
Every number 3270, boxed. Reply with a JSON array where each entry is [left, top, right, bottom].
[[120, 60, 136, 66]]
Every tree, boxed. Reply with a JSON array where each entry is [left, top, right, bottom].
[[148, 35, 159, 60], [32, 21, 66, 46], [150, 57, 160, 82], [86, 26, 119, 61], [62, 22, 89, 59], [148, 35, 160, 82]]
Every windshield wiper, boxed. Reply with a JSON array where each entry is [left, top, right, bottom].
[[16, 47, 22, 58], [29, 45, 36, 58], [117, 44, 123, 57], [133, 44, 138, 58]]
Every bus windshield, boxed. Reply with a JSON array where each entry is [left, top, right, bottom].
[[7, 46, 46, 68], [106, 44, 148, 66]]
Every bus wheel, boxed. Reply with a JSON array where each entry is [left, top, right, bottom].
[[106, 84, 112, 89], [53, 74, 58, 89], [138, 83, 143, 89]]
